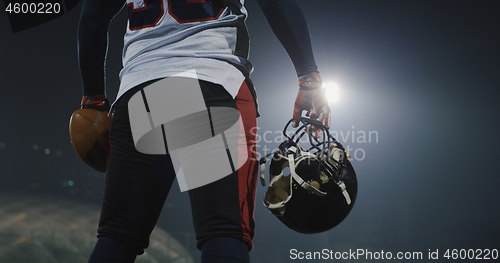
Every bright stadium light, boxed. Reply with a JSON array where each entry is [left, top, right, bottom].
[[323, 82, 339, 103]]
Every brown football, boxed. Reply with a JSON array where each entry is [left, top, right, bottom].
[[69, 108, 112, 172]]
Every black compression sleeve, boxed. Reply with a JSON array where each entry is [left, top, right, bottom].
[[257, 0, 319, 77], [78, 0, 125, 96]]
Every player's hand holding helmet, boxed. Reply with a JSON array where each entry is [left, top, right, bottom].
[[69, 95, 112, 172], [292, 72, 330, 137]]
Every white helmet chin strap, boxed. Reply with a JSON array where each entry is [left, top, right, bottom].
[[337, 181, 352, 205]]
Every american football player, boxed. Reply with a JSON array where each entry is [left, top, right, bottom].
[[77, 0, 329, 262]]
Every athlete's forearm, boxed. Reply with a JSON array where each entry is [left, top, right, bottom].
[[77, 0, 125, 96], [257, 0, 319, 77]]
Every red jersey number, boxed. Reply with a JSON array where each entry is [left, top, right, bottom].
[[127, 0, 164, 30], [168, 0, 225, 23], [128, 0, 225, 30]]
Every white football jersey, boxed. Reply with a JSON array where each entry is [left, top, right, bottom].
[[117, 0, 250, 102]]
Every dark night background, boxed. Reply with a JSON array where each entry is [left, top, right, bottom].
[[1, 0, 499, 262]]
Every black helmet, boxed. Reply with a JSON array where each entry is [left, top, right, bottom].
[[260, 117, 358, 233]]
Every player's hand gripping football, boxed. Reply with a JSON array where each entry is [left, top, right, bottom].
[[292, 72, 330, 137], [81, 95, 111, 114]]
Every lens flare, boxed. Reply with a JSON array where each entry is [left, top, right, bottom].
[[323, 82, 339, 103]]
